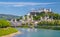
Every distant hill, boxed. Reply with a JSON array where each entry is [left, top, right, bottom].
[[0, 14, 20, 20]]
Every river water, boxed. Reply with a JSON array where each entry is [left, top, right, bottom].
[[14, 28, 60, 37]]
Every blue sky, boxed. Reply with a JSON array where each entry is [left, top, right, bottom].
[[0, 0, 60, 16]]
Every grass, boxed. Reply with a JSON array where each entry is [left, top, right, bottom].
[[37, 26, 60, 30], [0, 27, 18, 36]]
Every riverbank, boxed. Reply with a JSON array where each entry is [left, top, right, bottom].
[[1, 31, 21, 37], [11, 26, 60, 30], [37, 26, 60, 30], [0, 27, 21, 37]]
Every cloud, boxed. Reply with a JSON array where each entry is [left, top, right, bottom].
[[0, 2, 54, 7]]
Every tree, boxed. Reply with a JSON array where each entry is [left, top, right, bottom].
[[20, 16, 23, 19], [0, 19, 11, 28]]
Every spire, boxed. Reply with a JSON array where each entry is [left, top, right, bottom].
[[23, 16, 25, 20]]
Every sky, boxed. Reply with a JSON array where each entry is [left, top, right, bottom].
[[0, 0, 60, 16]]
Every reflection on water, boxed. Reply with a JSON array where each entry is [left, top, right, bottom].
[[14, 28, 60, 37], [27, 28, 37, 32]]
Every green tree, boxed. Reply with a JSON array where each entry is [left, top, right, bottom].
[[0, 19, 11, 28], [20, 16, 23, 19]]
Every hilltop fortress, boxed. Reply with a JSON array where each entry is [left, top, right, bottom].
[[27, 8, 53, 21], [28, 8, 52, 15]]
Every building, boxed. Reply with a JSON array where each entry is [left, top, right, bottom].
[[40, 16, 53, 21], [27, 8, 53, 21], [29, 8, 52, 16]]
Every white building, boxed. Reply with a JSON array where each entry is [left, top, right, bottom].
[[40, 16, 53, 21], [31, 8, 52, 13]]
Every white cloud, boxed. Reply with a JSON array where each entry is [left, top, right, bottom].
[[0, 2, 54, 7]]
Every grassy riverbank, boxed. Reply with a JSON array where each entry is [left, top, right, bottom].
[[0, 27, 18, 36], [37, 26, 60, 30]]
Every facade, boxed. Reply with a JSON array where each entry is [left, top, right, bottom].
[[30, 8, 52, 15], [40, 16, 53, 21]]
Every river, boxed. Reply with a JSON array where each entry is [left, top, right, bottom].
[[14, 28, 60, 37]]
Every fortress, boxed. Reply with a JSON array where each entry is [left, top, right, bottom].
[[26, 8, 53, 21], [31, 8, 51, 12], [29, 8, 52, 15]]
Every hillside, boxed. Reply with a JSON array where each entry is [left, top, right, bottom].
[[37, 12, 60, 20], [23, 12, 60, 20], [0, 14, 20, 20]]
